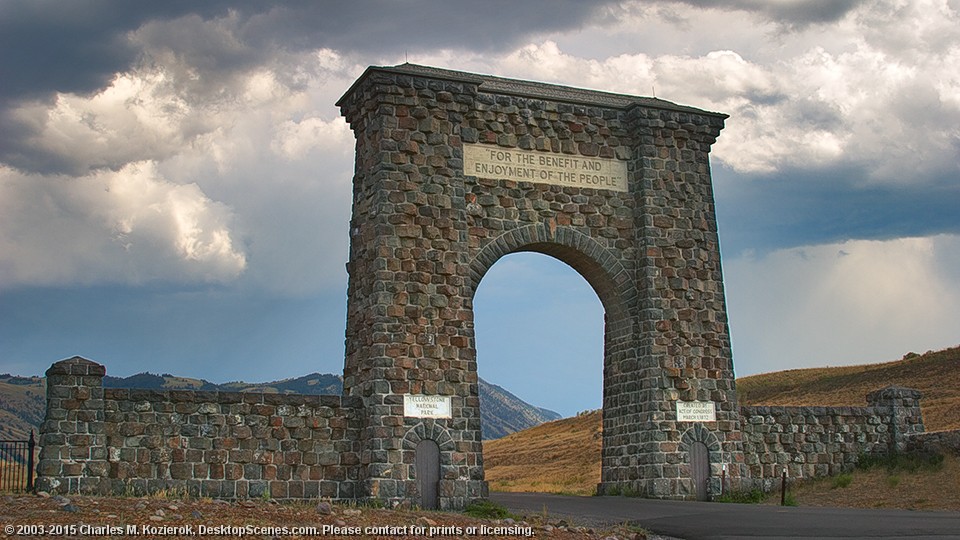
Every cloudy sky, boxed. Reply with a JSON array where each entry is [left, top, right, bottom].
[[2, 0, 958, 418]]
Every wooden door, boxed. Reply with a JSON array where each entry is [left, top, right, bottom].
[[690, 441, 710, 501], [416, 439, 440, 509]]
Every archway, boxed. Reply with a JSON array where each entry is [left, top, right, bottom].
[[474, 251, 604, 494], [474, 252, 604, 420], [338, 63, 744, 507], [681, 423, 723, 500]]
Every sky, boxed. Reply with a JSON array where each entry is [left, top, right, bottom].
[[1, 0, 959, 418]]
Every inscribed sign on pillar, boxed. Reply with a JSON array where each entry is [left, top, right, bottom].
[[403, 395, 453, 419]]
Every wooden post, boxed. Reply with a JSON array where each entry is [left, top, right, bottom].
[[721, 463, 726, 497], [780, 468, 787, 506], [26, 431, 35, 492]]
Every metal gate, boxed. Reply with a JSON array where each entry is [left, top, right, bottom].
[[0, 432, 36, 493], [415, 439, 440, 509], [690, 440, 709, 501]]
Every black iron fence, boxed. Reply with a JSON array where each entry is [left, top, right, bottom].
[[0, 432, 35, 492]]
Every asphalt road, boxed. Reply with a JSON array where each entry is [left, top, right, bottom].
[[491, 492, 960, 540]]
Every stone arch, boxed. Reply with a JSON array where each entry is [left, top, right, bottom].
[[338, 63, 744, 506], [680, 423, 722, 453], [401, 421, 456, 454], [468, 223, 637, 321]]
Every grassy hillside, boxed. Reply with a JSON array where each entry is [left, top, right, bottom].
[[485, 345, 960, 500], [782, 453, 960, 511], [0, 376, 44, 440], [737, 345, 960, 432], [484, 410, 602, 496]]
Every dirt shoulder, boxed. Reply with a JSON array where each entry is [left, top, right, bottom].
[[770, 453, 960, 511], [0, 493, 650, 540]]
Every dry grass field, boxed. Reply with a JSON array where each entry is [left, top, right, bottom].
[[736, 345, 960, 432], [485, 346, 960, 509], [0, 376, 44, 441], [779, 453, 960, 511], [484, 410, 602, 496]]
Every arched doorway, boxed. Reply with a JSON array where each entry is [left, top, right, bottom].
[[690, 441, 710, 501], [682, 424, 722, 501], [415, 439, 440, 509]]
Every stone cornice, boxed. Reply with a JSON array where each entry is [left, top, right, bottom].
[[337, 63, 729, 119]]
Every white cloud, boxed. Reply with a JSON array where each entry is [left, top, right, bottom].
[[6, 69, 196, 174], [271, 116, 351, 160], [724, 234, 960, 375], [0, 37, 361, 295], [0, 162, 246, 289], [483, 0, 960, 184]]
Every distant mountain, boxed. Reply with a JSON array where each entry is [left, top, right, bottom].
[[101, 372, 343, 396], [0, 370, 558, 441], [217, 373, 343, 396], [479, 379, 562, 439]]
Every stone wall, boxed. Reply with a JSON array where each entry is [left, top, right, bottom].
[[37, 357, 942, 501], [740, 386, 925, 489], [907, 429, 960, 455], [37, 357, 362, 499]]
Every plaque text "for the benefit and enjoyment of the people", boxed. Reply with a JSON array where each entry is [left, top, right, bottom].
[[463, 143, 628, 192]]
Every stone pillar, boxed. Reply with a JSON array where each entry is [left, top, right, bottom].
[[37, 357, 108, 494], [596, 104, 747, 499], [867, 386, 925, 454], [337, 67, 486, 509]]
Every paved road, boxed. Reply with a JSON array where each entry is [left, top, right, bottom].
[[491, 492, 960, 539]]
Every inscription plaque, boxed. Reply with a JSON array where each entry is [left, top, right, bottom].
[[463, 143, 628, 192], [403, 395, 452, 419], [676, 401, 717, 422]]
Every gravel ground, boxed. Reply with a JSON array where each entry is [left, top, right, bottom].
[[0, 493, 662, 540]]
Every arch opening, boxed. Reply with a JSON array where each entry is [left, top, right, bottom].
[[468, 224, 635, 323], [474, 251, 605, 420], [473, 244, 617, 496]]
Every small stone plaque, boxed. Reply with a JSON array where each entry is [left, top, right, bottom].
[[463, 143, 628, 192], [676, 401, 716, 422], [403, 395, 452, 419]]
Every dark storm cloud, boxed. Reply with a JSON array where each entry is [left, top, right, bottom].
[[240, 1, 613, 55], [0, 1, 246, 103], [714, 164, 960, 255], [0, 0, 614, 174], [0, 0, 612, 105], [676, 0, 866, 26]]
